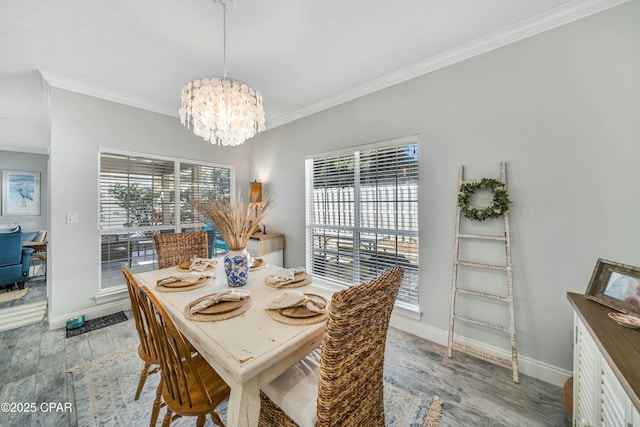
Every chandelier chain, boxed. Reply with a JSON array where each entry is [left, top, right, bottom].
[[179, 0, 266, 146], [222, 2, 227, 78]]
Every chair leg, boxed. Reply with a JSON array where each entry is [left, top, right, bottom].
[[135, 362, 152, 400], [162, 408, 173, 427], [211, 411, 226, 427], [150, 376, 164, 427], [196, 415, 206, 427]]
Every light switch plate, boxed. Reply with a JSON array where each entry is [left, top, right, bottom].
[[66, 211, 78, 224]]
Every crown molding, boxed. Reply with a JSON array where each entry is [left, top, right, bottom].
[[39, 71, 178, 118], [0, 144, 49, 155], [266, 0, 629, 129], [37, 0, 629, 131]]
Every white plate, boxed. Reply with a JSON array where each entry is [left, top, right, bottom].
[[608, 312, 640, 329]]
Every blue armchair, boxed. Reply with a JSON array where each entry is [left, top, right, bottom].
[[0, 225, 34, 290]]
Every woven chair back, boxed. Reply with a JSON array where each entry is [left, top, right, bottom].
[[122, 266, 157, 363], [153, 231, 208, 269], [317, 266, 404, 426], [136, 285, 214, 409]]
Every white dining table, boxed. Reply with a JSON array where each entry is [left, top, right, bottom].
[[134, 260, 337, 427]]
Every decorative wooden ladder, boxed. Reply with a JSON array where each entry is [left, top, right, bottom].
[[447, 162, 519, 383]]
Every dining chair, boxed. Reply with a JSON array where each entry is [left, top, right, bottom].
[[122, 266, 159, 401], [136, 284, 231, 427], [258, 266, 404, 427], [154, 231, 209, 269]]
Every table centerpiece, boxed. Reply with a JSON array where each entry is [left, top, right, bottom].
[[191, 194, 272, 286]]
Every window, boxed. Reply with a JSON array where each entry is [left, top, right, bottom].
[[99, 151, 233, 289], [305, 136, 419, 306]]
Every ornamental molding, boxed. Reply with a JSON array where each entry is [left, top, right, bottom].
[[40, 0, 629, 130]]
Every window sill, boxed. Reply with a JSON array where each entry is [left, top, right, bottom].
[[392, 300, 422, 321], [94, 285, 128, 305]]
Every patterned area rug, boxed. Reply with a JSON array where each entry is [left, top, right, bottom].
[[68, 346, 442, 426], [66, 311, 128, 338]]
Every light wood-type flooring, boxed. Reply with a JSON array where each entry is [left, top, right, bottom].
[[0, 308, 570, 426]]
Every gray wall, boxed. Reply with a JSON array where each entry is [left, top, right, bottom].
[[47, 88, 251, 323], [0, 150, 48, 232], [248, 1, 640, 375]]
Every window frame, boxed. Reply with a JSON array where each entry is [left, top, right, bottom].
[[97, 148, 235, 290], [305, 135, 420, 309]]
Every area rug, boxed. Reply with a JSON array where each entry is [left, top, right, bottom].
[[66, 311, 129, 338], [68, 346, 442, 427], [0, 285, 28, 303]]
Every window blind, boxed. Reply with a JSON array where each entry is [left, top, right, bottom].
[[100, 153, 175, 230], [305, 140, 419, 306], [179, 163, 232, 225], [99, 152, 233, 290]]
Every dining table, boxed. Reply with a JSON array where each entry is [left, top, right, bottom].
[[134, 259, 338, 427]]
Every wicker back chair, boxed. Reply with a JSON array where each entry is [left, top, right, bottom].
[[122, 266, 160, 402], [153, 231, 208, 269], [259, 266, 404, 427], [136, 285, 230, 427]]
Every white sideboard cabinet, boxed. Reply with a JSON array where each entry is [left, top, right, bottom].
[[247, 232, 284, 267], [569, 292, 640, 427]]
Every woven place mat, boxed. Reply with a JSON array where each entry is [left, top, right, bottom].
[[267, 293, 328, 325], [175, 261, 217, 273], [265, 272, 312, 288], [175, 265, 215, 273], [156, 277, 209, 293], [183, 296, 252, 321], [250, 258, 266, 271]]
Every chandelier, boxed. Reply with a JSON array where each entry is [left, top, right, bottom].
[[179, 1, 265, 146]]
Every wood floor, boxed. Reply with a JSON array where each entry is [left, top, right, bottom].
[[0, 306, 570, 426], [385, 329, 570, 426]]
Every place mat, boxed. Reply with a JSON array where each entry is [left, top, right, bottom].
[[176, 260, 217, 273], [266, 293, 328, 325], [267, 308, 328, 325], [265, 272, 312, 288], [184, 296, 252, 322], [176, 265, 215, 273], [156, 277, 209, 293], [65, 312, 128, 338], [250, 258, 266, 271]]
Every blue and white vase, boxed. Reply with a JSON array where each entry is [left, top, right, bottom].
[[224, 249, 251, 287]]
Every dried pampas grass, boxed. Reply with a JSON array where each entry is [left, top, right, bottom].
[[190, 194, 272, 251]]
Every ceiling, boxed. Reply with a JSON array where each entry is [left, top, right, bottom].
[[0, 0, 624, 151]]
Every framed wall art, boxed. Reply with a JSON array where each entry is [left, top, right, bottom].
[[2, 170, 41, 216], [585, 258, 640, 317]]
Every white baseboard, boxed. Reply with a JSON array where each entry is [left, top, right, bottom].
[[49, 299, 132, 331], [389, 314, 571, 388]]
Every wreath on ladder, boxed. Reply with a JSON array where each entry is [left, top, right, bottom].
[[458, 178, 512, 221]]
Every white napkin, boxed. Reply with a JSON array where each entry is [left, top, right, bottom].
[[189, 289, 250, 314], [188, 257, 218, 272], [157, 272, 212, 286], [265, 290, 327, 313], [265, 267, 306, 287]]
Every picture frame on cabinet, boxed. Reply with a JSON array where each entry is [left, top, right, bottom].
[[585, 258, 640, 317]]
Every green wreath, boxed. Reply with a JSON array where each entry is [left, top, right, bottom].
[[458, 178, 512, 221]]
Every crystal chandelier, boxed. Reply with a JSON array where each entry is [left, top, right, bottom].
[[180, 1, 265, 146]]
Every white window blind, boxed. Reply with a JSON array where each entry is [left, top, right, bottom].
[[179, 163, 232, 225], [305, 138, 419, 306], [99, 152, 233, 290], [100, 153, 175, 230]]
